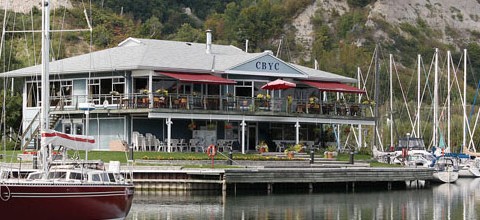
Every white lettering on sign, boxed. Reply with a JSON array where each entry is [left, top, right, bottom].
[[255, 62, 280, 71]]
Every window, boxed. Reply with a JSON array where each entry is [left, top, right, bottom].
[[91, 174, 101, 182], [75, 124, 83, 135], [89, 78, 125, 105], [48, 172, 67, 179], [108, 173, 116, 182], [26, 82, 40, 107], [69, 172, 83, 180], [63, 123, 71, 134], [101, 173, 110, 182], [27, 80, 73, 108]]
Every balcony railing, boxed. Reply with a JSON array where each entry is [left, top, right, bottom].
[[50, 93, 369, 117]]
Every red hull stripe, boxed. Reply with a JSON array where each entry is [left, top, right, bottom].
[[42, 131, 95, 144]]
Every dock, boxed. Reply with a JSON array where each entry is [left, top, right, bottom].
[[130, 161, 434, 193]]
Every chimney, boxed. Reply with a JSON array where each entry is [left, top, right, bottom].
[[206, 29, 212, 54]]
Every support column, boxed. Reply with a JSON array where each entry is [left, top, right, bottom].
[[149, 71, 153, 108], [295, 121, 300, 144], [241, 120, 246, 154], [166, 117, 172, 152]]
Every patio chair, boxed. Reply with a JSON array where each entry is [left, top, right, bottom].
[[132, 131, 139, 151], [189, 139, 199, 152], [156, 140, 166, 152], [136, 134, 146, 151], [195, 139, 206, 152], [179, 139, 189, 152], [170, 139, 181, 152], [145, 133, 155, 151]]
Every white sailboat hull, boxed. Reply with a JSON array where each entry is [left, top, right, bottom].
[[432, 169, 459, 183], [458, 166, 480, 178]]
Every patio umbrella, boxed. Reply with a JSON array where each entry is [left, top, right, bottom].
[[261, 79, 296, 111], [261, 79, 296, 90]]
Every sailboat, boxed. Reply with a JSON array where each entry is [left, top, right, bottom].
[[429, 49, 458, 183], [0, 1, 134, 219]]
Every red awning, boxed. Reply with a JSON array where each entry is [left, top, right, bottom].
[[158, 72, 236, 85], [302, 80, 366, 94]]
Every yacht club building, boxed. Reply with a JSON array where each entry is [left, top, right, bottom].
[[5, 32, 374, 153]]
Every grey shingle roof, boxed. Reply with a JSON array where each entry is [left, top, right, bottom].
[[1, 37, 357, 83]]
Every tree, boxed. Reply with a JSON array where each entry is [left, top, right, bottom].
[[173, 23, 205, 42], [140, 16, 163, 39], [0, 90, 22, 145]]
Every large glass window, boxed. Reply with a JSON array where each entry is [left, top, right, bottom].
[[89, 78, 125, 105], [26, 80, 72, 107]]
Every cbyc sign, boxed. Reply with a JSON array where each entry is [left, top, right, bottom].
[[255, 61, 280, 71]]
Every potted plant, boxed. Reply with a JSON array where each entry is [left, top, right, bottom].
[[284, 143, 303, 159], [156, 88, 168, 96], [188, 121, 196, 130], [256, 141, 268, 153], [324, 145, 338, 159], [109, 91, 119, 96], [224, 122, 233, 129], [141, 89, 149, 95]]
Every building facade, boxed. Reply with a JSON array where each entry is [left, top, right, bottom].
[[6, 34, 374, 153]]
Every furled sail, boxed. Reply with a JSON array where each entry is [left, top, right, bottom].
[[41, 129, 96, 151]]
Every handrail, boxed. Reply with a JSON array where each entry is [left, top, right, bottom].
[[43, 93, 369, 117]]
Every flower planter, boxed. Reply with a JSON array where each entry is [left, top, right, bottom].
[[287, 151, 295, 159]]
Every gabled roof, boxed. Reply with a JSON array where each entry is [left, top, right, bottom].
[[1, 37, 357, 83]]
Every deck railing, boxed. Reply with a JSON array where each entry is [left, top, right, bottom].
[[53, 93, 369, 117]]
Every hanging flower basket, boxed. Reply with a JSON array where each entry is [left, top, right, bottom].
[[188, 122, 197, 130], [207, 123, 216, 130], [224, 123, 233, 129]]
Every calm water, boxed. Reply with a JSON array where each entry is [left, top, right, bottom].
[[126, 178, 480, 220]]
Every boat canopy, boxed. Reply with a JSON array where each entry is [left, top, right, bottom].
[[41, 129, 96, 151]]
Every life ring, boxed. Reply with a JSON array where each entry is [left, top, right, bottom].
[[206, 145, 217, 158]]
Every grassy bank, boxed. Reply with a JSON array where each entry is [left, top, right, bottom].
[[2, 150, 376, 165]]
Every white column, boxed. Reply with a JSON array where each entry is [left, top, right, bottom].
[[166, 117, 172, 152], [85, 110, 89, 160], [241, 120, 246, 154], [149, 71, 153, 108], [295, 121, 300, 144]]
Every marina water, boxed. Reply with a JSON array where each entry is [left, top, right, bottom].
[[126, 178, 480, 219]]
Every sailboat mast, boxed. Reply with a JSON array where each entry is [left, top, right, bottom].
[[433, 48, 438, 148], [357, 67, 362, 149], [417, 54, 421, 137], [373, 45, 379, 150], [463, 49, 467, 149], [40, 0, 50, 134], [447, 51, 451, 149], [389, 54, 393, 149], [40, 0, 50, 173]]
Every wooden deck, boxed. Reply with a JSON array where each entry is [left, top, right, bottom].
[[130, 166, 434, 193], [223, 167, 433, 183]]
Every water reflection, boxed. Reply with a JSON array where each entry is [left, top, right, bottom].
[[127, 179, 480, 220]]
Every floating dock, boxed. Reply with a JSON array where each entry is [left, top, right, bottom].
[[130, 163, 434, 193]]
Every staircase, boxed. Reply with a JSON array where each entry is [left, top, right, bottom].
[[21, 105, 62, 151]]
